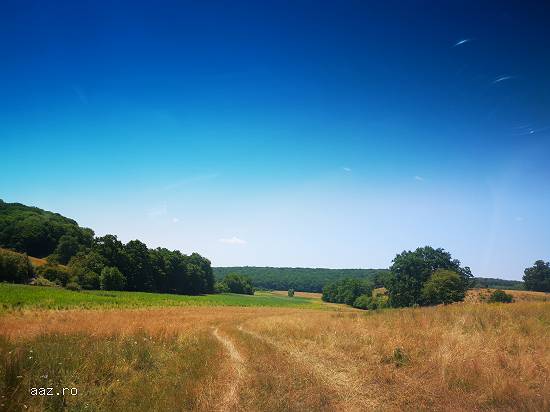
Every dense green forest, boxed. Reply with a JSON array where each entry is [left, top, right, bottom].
[[214, 266, 528, 294], [0, 200, 94, 262], [0, 200, 214, 294], [214, 266, 390, 292], [472, 277, 524, 290]]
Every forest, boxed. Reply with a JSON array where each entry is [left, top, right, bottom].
[[0, 200, 214, 294], [213, 266, 389, 292]]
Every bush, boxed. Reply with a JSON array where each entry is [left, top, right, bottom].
[[35, 263, 72, 287], [353, 293, 390, 310], [353, 294, 372, 309], [66, 281, 81, 291], [0, 249, 33, 283], [488, 289, 513, 303], [100, 266, 127, 291], [421, 269, 466, 305], [29, 276, 59, 287], [288, 288, 295, 297]]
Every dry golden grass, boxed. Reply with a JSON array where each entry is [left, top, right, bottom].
[[239, 302, 550, 411], [1, 301, 549, 411], [466, 288, 549, 303], [271, 290, 323, 299], [0, 248, 48, 268]]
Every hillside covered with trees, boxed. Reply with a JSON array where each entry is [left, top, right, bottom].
[[0, 200, 214, 294], [213, 266, 390, 293]]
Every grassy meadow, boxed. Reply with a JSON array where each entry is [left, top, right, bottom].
[[0, 283, 328, 313], [0, 286, 549, 411]]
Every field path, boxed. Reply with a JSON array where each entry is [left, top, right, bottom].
[[212, 327, 245, 410], [237, 324, 380, 411]]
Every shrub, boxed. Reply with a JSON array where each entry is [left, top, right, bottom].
[[66, 281, 81, 291], [29, 276, 59, 287], [35, 263, 72, 286], [353, 294, 373, 309], [288, 288, 295, 297], [100, 266, 127, 291], [421, 269, 466, 305], [353, 293, 390, 310], [488, 289, 513, 303], [0, 249, 33, 283]]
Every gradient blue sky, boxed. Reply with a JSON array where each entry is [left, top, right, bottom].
[[1, 1, 550, 279]]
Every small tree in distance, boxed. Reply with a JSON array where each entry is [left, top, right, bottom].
[[288, 288, 295, 297]]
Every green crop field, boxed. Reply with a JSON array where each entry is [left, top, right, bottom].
[[0, 283, 328, 312]]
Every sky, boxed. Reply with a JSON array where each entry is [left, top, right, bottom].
[[1, 1, 550, 279]]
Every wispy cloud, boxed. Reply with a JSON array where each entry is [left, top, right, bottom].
[[493, 75, 515, 84], [172, 217, 180, 223], [414, 175, 425, 181], [219, 236, 247, 245], [453, 38, 472, 47], [342, 167, 352, 172]]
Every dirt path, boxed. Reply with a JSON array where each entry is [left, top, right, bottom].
[[212, 327, 245, 411], [237, 325, 380, 411]]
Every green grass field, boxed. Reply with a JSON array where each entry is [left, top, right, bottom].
[[0, 283, 327, 312]]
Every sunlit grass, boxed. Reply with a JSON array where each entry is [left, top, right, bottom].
[[0, 283, 326, 313]]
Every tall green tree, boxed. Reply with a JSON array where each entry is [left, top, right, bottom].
[[523, 260, 550, 292], [387, 246, 472, 307]]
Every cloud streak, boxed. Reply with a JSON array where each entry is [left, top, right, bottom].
[[453, 38, 472, 47], [219, 236, 247, 245], [493, 75, 515, 84]]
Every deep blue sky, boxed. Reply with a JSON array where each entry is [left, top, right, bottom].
[[1, 1, 549, 279]]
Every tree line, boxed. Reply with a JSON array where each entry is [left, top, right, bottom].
[[0, 200, 214, 294], [214, 266, 389, 293], [322, 246, 550, 310]]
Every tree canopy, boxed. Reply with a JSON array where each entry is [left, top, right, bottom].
[[0, 200, 94, 262], [217, 273, 254, 295], [523, 260, 550, 292], [214, 266, 388, 293], [387, 246, 472, 307], [0, 200, 214, 295], [322, 278, 373, 305]]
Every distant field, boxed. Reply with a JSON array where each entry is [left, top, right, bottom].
[[0, 283, 335, 312], [271, 290, 323, 299]]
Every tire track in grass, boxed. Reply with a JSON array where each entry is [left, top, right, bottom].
[[212, 327, 245, 411], [237, 325, 380, 411]]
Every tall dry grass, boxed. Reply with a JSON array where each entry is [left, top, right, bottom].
[[239, 301, 550, 411], [1, 301, 549, 411]]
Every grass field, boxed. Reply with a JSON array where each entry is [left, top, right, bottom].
[[0, 283, 334, 312], [1, 286, 549, 411]]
